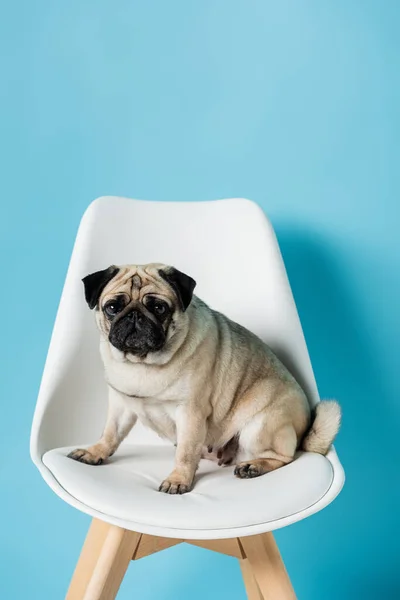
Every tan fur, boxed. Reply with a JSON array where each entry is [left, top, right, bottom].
[[69, 264, 341, 493], [301, 400, 341, 454]]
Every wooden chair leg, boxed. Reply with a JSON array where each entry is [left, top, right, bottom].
[[240, 558, 264, 600], [66, 519, 111, 600], [66, 518, 141, 600], [66, 521, 294, 600], [239, 533, 296, 600], [83, 525, 141, 600]]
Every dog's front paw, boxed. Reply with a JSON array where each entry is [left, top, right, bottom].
[[67, 448, 104, 466], [159, 480, 191, 495], [158, 472, 193, 495]]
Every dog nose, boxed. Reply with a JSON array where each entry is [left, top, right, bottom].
[[127, 311, 144, 325]]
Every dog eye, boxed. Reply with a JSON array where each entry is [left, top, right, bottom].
[[145, 297, 169, 318], [154, 303, 166, 316], [104, 302, 122, 317]]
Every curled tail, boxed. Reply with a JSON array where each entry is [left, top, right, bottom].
[[302, 400, 342, 455]]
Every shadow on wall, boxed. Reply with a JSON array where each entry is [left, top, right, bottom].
[[274, 225, 400, 600]]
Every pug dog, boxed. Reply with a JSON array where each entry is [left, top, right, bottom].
[[68, 264, 341, 494]]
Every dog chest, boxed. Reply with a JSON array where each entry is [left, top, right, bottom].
[[105, 351, 192, 401], [123, 396, 179, 443]]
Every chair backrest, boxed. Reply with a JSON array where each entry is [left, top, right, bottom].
[[30, 197, 320, 459]]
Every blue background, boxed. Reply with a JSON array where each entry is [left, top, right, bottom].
[[1, 2, 399, 599]]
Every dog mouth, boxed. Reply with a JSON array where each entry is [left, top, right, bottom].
[[108, 316, 165, 357], [110, 335, 165, 357]]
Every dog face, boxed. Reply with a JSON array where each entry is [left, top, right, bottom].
[[82, 264, 196, 358]]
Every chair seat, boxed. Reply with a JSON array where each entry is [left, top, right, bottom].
[[43, 444, 334, 535]]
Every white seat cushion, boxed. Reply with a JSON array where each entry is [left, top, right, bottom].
[[43, 444, 333, 532]]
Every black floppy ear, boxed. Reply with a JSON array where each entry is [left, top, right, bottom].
[[159, 267, 196, 312], [82, 266, 119, 310]]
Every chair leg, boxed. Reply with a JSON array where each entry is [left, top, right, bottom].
[[66, 521, 294, 600], [66, 519, 111, 600], [239, 533, 296, 600], [240, 558, 263, 600], [66, 518, 141, 600]]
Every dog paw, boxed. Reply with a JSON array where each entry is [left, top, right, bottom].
[[158, 474, 192, 495], [67, 448, 104, 466], [234, 461, 263, 479]]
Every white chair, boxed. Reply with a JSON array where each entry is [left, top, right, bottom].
[[30, 197, 344, 600]]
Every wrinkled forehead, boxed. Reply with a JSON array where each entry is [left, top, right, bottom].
[[101, 264, 171, 302]]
